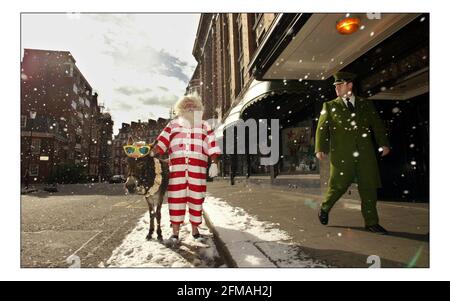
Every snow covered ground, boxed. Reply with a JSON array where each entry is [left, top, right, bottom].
[[102, 204, 222, 268], [103, 196, 329, 268], [203, 195, 329, 268]]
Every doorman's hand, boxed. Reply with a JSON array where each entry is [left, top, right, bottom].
[[209, 163, 219, 178], [380, 146, 390, 157], [316, 152, 326, 161]]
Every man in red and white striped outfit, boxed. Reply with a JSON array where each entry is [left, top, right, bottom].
[[154, 94, 220, 243]]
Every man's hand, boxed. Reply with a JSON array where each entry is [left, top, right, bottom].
[[380, 146, 390, 157], [316, 152, 326, 161], [209, 163, 219, 178]]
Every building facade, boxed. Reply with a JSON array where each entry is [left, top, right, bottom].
[[97, 110, 114, 182], [190, 13, 429, 202], [21, 48, 103, 184]]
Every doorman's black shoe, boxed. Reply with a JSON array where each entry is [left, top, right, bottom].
[[318, 208, 329, 225], [365, 224, 389, 235]]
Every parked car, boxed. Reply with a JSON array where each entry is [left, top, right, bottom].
[[109, 175, 126, 184]]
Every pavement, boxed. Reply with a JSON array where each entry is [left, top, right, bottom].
[[204, 177, 429, 268]]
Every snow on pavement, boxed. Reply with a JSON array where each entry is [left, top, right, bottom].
[[102, 204, 222, 268], [203, 195, 329, 267], [103, 195, 329, 268]]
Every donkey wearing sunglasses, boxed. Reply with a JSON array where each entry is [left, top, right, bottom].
[[124, 137, 169, 241]]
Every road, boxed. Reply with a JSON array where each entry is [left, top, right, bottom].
[[21, 183, 154, 268]]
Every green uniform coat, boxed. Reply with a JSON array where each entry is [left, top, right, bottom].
[[315, 96, 390, 190]]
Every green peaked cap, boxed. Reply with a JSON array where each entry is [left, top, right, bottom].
[[333, 71, 356, 85]]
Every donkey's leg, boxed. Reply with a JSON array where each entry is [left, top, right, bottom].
[[146, 197, 155, 240], [156, 193, 163, 241]]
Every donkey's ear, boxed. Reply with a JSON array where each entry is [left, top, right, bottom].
[[148, 141, 155, 157], [127, 136, 134, 145]]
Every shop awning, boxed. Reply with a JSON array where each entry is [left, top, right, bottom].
[[239, 79, 306, 114], [215, 79, 309, 139], [214, 101, 243, 139]]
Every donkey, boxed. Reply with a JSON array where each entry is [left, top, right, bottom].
[[123, 137, 169, 241]]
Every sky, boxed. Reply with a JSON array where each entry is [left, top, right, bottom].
[[21, 13, 200, 135]]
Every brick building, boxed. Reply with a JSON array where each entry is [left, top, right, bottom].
[[97, 109, 114, 182], [21, 48, 103, 184], [191, 14, 277, 123]]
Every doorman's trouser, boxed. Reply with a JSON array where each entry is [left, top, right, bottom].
[[321, 159, 379, 226]]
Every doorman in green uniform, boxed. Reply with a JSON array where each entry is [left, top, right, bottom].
[[315, 71, 391, 234]]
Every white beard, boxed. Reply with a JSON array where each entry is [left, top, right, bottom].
[[178, 110, 203, 127]]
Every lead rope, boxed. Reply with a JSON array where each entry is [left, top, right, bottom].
[[145, 158, 162, 197]]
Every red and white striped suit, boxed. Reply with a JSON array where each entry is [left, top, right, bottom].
[[155, 118, 221, 225]]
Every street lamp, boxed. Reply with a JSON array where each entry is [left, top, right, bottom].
[[25, 110, 37, 189]]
